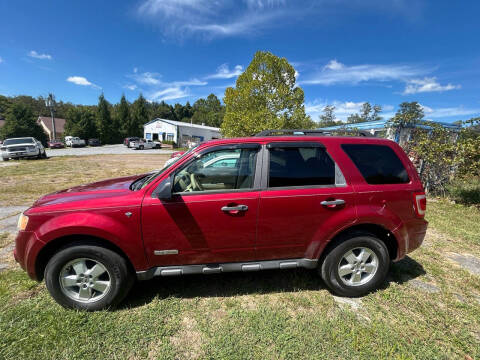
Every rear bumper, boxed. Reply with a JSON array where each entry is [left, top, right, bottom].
[[392, 218, 428, 261], [14, 231, 45, 280]]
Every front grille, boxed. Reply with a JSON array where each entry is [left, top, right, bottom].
[[8, 147, 26, 152]]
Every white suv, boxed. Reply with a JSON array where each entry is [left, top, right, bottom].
[[1, 137, 46, 161]]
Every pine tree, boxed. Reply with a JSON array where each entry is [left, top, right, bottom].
[[96, 94, 115, 144], [117, 94, 131, 137], [132, 94, 149, 137]]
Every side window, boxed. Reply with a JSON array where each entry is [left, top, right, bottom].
[[173, 148, 258, 193], [268, 146, 335, 187], [342, 144, 409, 184]]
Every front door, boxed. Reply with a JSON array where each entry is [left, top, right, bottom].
[[142, 144, 261, 266], [256, 142, 356, 260]]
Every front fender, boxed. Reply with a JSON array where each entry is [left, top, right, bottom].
[[34, 209, 148, 270]]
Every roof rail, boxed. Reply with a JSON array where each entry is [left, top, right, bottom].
[[254, 129, 372, 137]]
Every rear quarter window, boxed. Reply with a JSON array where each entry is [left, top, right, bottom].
[[342, 144, 409, 184]]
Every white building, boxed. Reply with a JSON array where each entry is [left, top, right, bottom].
[[143, 118, 221, 147]]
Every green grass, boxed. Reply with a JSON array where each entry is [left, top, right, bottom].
[[0, 157, 479, 359]]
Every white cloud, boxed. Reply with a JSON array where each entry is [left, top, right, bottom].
[[137, 0, 291, 38], [66, 76, 100, 89], [323, 59, 344, 71], [403, 77, 460, 95], [302, 60, 427, 85], [28, 50, 52, 60], [0, 56, 3, 64], [149, 87, 189, 101], [421, 104, 480, 119], [206, 64, 243, 79], [123, 84, 138, 91], [306, 100, 395, 122]]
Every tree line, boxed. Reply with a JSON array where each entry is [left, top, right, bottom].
[[0, 93, 225, 144]]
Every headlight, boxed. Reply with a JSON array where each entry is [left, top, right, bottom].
[[17, 213, 29, 231], [27, 146, 36, 150]]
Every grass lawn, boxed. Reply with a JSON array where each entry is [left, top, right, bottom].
[[0, 155, 479, 359]]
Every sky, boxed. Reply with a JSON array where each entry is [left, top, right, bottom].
[[0, 0, 479, 123]]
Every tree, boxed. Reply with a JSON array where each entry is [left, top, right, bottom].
[[96, 94, 116, 144], [116, 94, 132, 137], [346, 102, 382, 124], [221, 51, 314, 137], [65, 107, 97, 141], [390, 102, 424, 127], [0, 103, 47, 144], [318, 105, 341, 127], [131, 93, 149, 137], [192, 94, 225, 127]]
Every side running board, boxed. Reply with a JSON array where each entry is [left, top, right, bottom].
[[136, 258, 318, 280]]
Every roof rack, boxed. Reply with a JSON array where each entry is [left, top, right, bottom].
[[254, 129, 372, 137]]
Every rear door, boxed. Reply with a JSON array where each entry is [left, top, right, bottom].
[[256, 142, 357, 260]]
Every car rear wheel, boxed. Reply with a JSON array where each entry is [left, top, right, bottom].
[[2, 156, 8, 161], [320, 234, 390, 297], [139, 145, 144, 150], [45, 244, 134, 311]]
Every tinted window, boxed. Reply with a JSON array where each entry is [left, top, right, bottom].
[[173, 148, 258, 193], [268, 147, 335, 187], [342, 144, 409, 184]]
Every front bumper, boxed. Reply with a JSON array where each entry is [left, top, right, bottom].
[[14, 231, 45, 280], [2, 149, 39, 158]]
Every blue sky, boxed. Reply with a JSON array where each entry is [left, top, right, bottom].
[[0, 0, 479, 122]]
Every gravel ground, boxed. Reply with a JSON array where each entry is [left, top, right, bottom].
[[45, 144, 174, 157]]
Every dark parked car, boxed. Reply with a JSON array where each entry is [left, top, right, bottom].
[[47, 139, 65, 149], [88, 138, 101, 147], [14, 130, 427, 310], [124, 137, 140, 148]]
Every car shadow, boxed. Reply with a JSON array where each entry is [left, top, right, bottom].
[[119, 256, 426, 309]]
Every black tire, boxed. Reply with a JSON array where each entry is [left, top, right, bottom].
[[320, 234, 390, 297], [42, 150, 47, 159], [2, 157, 8, 161], [139, 145, 144, 150], [44, 244, 134, 311]]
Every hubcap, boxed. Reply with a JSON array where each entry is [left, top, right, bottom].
[[59, 258, 111, 303], [337, 247, 379, 287]]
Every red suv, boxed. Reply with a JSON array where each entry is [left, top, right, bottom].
[[14, 130, 427, 310]]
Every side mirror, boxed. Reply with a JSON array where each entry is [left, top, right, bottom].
[[153, 175, 173, 200]]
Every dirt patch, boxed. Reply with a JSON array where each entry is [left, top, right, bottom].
[[169, 316, 204, 360], [10, 285, 43, 302], [409, 279, 440, 293]]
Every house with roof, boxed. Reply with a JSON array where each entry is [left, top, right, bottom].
[[143, 118, 221, 147], [37, 116, 66, 141]]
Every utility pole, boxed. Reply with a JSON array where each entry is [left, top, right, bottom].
[[45, 94, 56, 141]]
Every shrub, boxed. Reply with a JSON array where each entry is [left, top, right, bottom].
[[447, 178, 480, 206]]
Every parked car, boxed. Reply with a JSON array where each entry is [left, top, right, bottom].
[[88, 138, 102, 147], [164, 150, 186, 167], [14, 130, 428, 310], [65, 136, 86, 148], [124, 137, 140, 148], [47, 139, 65, 149], [1, 137, 46, 161], [131, 139, 161, 150]]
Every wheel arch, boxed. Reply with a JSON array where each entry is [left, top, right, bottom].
[[319, 223, 398, 264], [34, 234, 136, 281]]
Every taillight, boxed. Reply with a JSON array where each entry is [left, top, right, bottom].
[[413, 192, 427, 217]]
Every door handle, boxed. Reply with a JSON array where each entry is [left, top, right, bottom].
[[221, 205, 249, 212], [321, 199, 346, 207]]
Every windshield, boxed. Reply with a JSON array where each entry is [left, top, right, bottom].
[[130, 145, 200, 191], [3, 138, 34, 145]]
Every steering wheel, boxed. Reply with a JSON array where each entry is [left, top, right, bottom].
[[190, 173, 204, 191]]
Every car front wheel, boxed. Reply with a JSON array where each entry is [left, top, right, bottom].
[[45, 244, 134, 311], [320, 234, 390, 297]]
